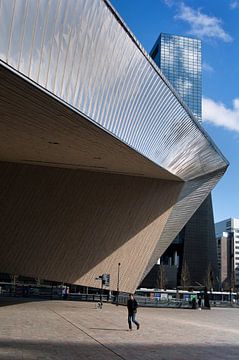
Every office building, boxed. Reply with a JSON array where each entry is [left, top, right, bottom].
[[150, 33, 202, 121], [0, 0, 227, 292], [215, 218, 239, 288]]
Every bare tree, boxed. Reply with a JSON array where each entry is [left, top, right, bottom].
[[157, 265, 167, 289], [10, 274, 18, 285], [222, 278, 230, 291], [181, 261, 190, 289], [230, 269, 236, 292], [205, 264, 214, 290], [9, 274, 18, 295]]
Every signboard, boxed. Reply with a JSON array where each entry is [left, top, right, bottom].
[[154, 292, 161, 299], [183, 294, 189, 301], [102, 273, 110, 287], [161, 293, 168, 300]]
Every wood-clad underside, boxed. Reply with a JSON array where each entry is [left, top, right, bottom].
[[0, 64, 180, 181], [0, 162, 183, 292]]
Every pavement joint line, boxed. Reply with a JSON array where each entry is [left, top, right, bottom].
[[47, 306, 127, 360]]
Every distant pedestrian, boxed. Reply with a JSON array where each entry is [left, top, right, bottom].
[[191, 297, 197, 309], [198, 296, 202, 310], [127, 294, 140, 331], [204, 287, 211, 309], [62, 286, 68, 300]]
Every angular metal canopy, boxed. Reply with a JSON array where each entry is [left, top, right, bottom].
[[0, 0, 228, 291]]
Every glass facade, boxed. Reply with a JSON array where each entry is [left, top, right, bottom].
[[150, 33, 202, 121]]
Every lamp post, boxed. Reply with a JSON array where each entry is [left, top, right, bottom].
[[229, 232, 234, 303], [116, 262, 121, 306]]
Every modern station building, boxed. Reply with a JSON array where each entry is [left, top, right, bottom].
[[0, 0, 228, 293]]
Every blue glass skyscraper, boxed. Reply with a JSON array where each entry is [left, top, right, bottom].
[[150, 33, 202, 121]]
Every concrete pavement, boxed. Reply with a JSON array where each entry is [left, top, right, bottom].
[[0, 298, 238, 359]]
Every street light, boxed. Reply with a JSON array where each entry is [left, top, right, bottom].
[[116, 262, 121, 306]]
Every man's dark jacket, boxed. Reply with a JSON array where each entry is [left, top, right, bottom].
[[127, 299, 138, 314]]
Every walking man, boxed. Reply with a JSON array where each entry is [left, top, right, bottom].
[[127, 294, 140, 331]]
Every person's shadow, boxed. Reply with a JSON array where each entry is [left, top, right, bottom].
[[89, 328, 126, 332]]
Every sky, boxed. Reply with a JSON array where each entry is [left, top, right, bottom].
[[110, 0, 239, 223]]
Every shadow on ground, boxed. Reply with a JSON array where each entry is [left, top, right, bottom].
[[0, 296, 49, 308], [0, 339, 238, 360]]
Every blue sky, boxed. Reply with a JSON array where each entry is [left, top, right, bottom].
[[111, 0, 239, 223]]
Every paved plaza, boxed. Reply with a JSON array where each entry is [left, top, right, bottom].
[[0, 298, 238, 360]]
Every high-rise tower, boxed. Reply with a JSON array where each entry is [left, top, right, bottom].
[[150, 33, 202, 121]]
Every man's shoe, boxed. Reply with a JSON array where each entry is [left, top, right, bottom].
[[137, 324, 140, 330]]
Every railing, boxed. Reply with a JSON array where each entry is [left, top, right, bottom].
[[114, 295, 192, 308], [113, 294, 239, 308], [68, 293, 110, 303], [0, 285, 238, 308], [0, 284, 110, 302]]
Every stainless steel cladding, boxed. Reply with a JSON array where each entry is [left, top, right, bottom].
[[0, 0, 228, 180]]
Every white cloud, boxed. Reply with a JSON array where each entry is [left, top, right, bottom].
[[175, 3, 233, 42], [202, 62, 214, 73], [230, 1, 239, 9], [202, 97, 239, 132], [163, 0, 175, 7]]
